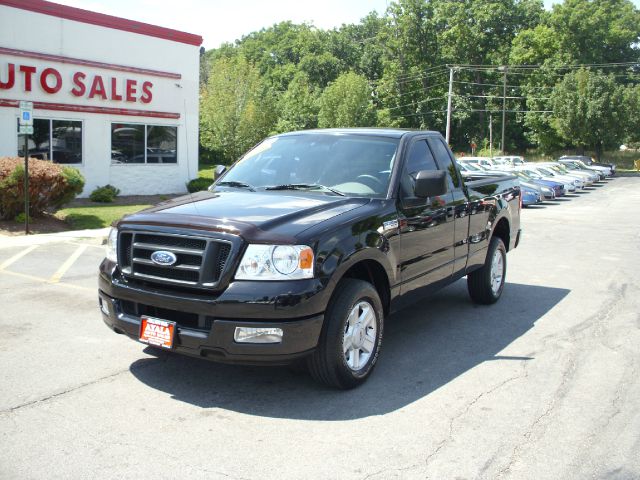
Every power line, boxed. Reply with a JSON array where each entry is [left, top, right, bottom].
[[453, 80, 554, 90], [377, 80, 450, 104], [467, 109, 553, 113], [389, 107, 554, 121], [390, 109, 447, 119], [384, 93, 447, 112], [455, 94, 551, 100], [392, 68, 449, 86], [371, 66, 449, 86], [453, 61, 640, 70]]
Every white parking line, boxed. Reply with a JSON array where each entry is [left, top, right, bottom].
[[0, 245, 39, 270], [49, 244, 88, 283]]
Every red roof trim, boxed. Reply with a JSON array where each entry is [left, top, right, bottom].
[[0, 0, 203, 47], [0, 98, 181, 119], [0, 47, 182, 79]]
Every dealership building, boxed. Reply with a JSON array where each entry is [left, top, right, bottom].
[[0, 0, 202, 195]]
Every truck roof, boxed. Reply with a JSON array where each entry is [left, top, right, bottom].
[[275, 128, 441, 139]]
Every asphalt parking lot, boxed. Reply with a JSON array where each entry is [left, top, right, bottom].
[[1, 178, 639, 480]]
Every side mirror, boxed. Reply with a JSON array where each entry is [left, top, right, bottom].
[[414, 170, 447, 198], [213, 164, 227, 179]]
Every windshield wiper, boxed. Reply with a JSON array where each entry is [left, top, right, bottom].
[[216, 181, 255, 191], [264, 183, 346, 196]]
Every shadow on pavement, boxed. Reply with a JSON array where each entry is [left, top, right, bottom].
[[129, 280, 569, 420]]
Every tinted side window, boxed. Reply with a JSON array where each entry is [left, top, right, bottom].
[[401, 140, 438, 197], [405, 140, 437, 175], [428, 137, 460, 188]]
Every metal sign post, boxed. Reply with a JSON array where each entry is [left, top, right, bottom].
[[19, 101, 33, 235]]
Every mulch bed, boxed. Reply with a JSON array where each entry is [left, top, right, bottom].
[[64, 194, 180, 208], [0, 213, 70, 236], [0, 194, 181, 236]]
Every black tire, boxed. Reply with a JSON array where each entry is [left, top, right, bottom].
[[307, 279, 384, 389], [467, 236, 507, 305]]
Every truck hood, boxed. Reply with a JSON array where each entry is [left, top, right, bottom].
[[117, 190, 370, 242]]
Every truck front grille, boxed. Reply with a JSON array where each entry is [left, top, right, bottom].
[[118, 231, 233, 289]]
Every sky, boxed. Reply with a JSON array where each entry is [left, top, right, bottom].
[[52, 0, 640, 50]]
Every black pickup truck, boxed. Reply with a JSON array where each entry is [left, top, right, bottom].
[[99, 128, 521, 388]]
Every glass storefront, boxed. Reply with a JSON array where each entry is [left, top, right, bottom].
[[18, 118, 82, 164], [111, 123, 177, 164]]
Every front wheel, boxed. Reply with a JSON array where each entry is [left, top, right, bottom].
[[467, 236, 506, 305], [307, 279, 384, 389]]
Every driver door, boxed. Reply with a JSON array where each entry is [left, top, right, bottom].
[[397, 138, 455, 296]]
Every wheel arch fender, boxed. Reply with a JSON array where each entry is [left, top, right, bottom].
[[318, 244, 395, 317]]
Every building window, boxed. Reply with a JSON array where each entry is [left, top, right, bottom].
[[111, 123, 177, 164], [18, 118, 83, 164]]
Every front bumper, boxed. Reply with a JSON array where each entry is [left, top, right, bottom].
[[522, 191, 542, 206], [98, 260, 326, 364], [99, 291, 323, 364]]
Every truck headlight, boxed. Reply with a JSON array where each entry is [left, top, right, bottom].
[[236, 245, 314, 280], [106, 227, 118, 263]]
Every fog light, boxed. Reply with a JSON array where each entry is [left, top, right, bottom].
[[99, 298, 110, 315], [234, 327, 283, 344]]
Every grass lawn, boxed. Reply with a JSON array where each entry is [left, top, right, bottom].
[[199, 163, 215, 180], [55, 204, 151, 230]]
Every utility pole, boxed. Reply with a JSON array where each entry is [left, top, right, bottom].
[[489, 113, 493, 159], [500, 65, 507, 154], [445, 66, 454, 145]]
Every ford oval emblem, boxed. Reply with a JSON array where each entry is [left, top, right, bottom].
[[150, 250, 177, 266]]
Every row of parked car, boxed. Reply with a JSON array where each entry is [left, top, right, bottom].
[[457, 155, 616, 206]]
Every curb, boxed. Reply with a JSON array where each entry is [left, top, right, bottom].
[[0, 227, 110, 248]]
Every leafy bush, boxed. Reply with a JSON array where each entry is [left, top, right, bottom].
[[89, 184, 120, 203], [186, 178, 212, 193], [14, 212, 33, 223], [58, 167, 85, 207], [0, 157, 85, 220]]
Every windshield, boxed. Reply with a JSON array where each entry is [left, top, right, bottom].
[[524, 169, 543, 179], [537, 167, 556, 176], [216, 134, 399, 197], [459, 162, 483, 172], [515, 171, 533, 181]]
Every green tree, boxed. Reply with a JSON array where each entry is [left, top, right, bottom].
[[318, 72, 375, 128], [550, 69, 627, 158], [510, 0, 640, 151], [433, 0, 545, 149], [200, 56, 276, 163], [375, 0, 442, 130], [275, 73, 320, 132], [624, 84, 640, 144]]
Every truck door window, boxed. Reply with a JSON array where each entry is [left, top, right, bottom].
[[400, 140, 437, 197], [427, 138, 461, 189]]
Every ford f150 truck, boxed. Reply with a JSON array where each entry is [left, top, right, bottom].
[[99, 128, 521, 388]]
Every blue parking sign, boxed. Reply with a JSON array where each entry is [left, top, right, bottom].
[[19, 101, 33, 126]]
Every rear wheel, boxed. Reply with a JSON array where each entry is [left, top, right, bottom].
[[307, 279, 384, 389], [467, 236, 506, 304]]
